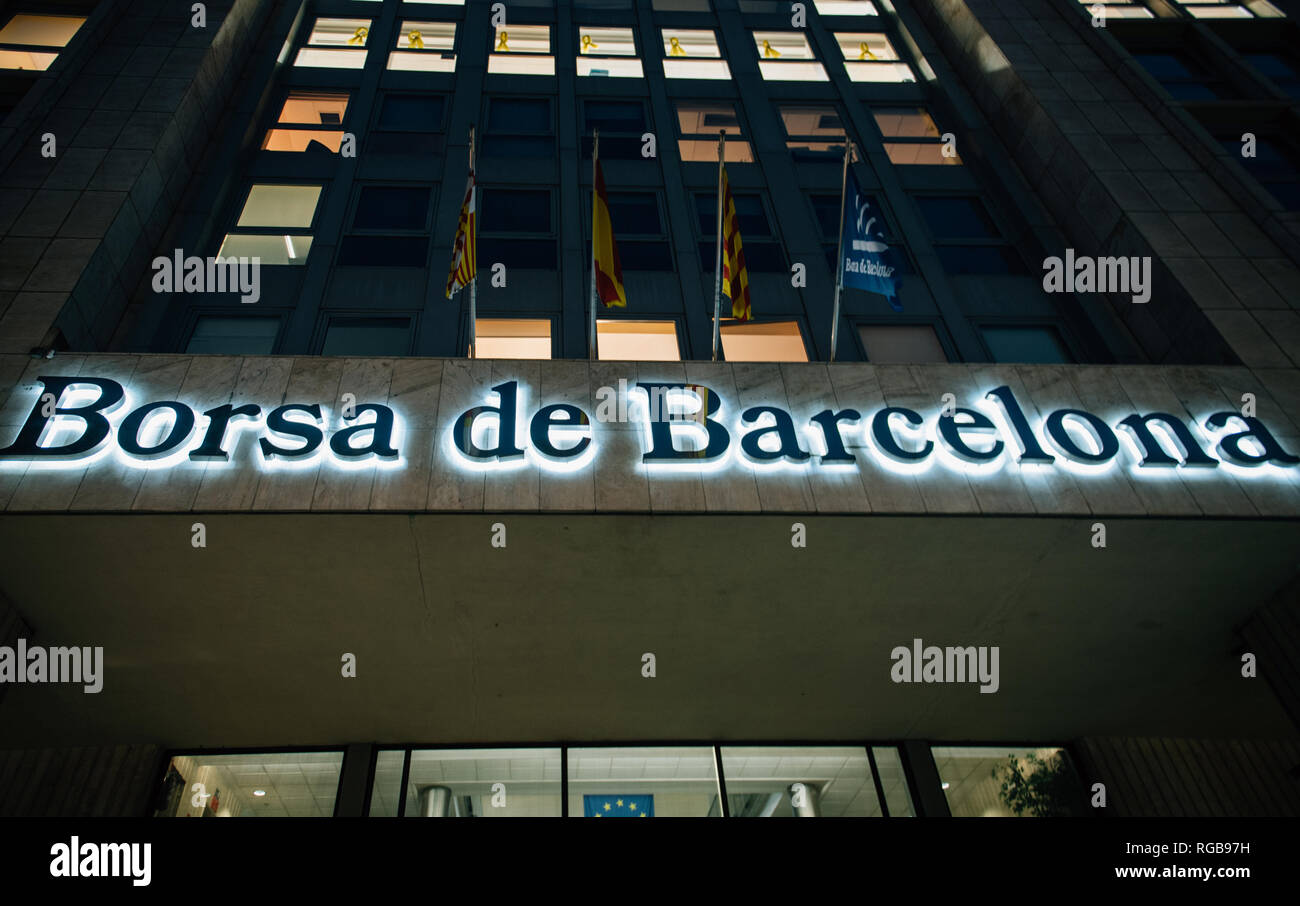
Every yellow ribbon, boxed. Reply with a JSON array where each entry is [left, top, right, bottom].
[[859, 42, 876, 60], [495, 30, 509, 52], [348, 26, 368, 46], [762, 39, 780, 58], [581, 34, 598, 52], [669, 36, 686, 57], [408, 30, 423, 49]]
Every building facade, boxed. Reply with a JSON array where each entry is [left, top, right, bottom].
[[0, 0, 1298, 817]]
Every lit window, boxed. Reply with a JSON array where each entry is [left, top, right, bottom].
[[294, 18, 371, 69], [858, 325, 947, 363], [661, 29, 731, 80], [676, 102, 753, 162], [834, 32, 914, 82], [1172, 0, 1277, 18], [186, 317, 280, 355], [720, 322, 808, 362], [873, 108, 961, 165], [262, 90, 349, 154], [596, 321, 681, 361], [1074, 0, 1153, 19], [779, 104, 848, 158], [814, 0, 879, 13], [322, 318, 412, 356], [720, 746, 893, 817], [752, 31, 828, 81], [218, 184, 321, 266], [489, 24, 554, 76], [153, 752, 342, 817], [0, 13, 85, 70], [933, 746, 1086, 817], [388, 21, 457, 72], [474, 319, 552, 359], [578, 26, 643, 78]]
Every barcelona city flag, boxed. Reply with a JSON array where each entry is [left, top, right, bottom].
[[444, 164, 476, 299], [592, 158, 627, 308], [719, 163, 752, 321], [584, 794, 654, 817]]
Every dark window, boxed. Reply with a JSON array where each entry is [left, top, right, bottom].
[[1218, 135, 1300, 210], [1133, 51, 1231, 101], [478, 238, 557, 268], [914, 196, 999, 240], [353, 186, 431, 231], [378, 95, 445, 131], [608, 193, 662, 234], [585, 101, 646, 134], [983, 326, 1072, 363], [321, 318, 411, 356], [481, 188, 551, 232], [186, 317, 279, 354], [694, 193, 771, 236], [810, 193, 912, 275], [488, 98, 550, 132], [1244, 53, 1300, 98], [338, 236, 428, 267], [934, 245, 1023, 275]]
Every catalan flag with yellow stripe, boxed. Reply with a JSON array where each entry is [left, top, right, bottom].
[[445, 163, 476, 299], [592, 158, 627, 308], [720, 163, 752, 321]]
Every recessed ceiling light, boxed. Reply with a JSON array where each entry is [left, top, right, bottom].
[[253, 789, 266, 797]]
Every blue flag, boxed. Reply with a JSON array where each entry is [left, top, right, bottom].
[[840, 172, 902, 311], [584, 794, 654, 817]]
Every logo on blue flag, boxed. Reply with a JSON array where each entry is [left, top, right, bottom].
[[840, 173, 902, 312], [584, 794, 654, 817]]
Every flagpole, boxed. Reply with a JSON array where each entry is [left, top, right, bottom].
[[711, 130, 725, 362], [829, 141, 853, 363], [590, 129, 599, 361], [468, 125, 477, 360]]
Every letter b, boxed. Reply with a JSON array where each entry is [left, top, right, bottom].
[[0, 377, 124, 459]]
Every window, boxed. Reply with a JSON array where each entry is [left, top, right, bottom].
[[339, 185, 432, 266], [154, 752, 343, 817], [1172, 0, 1279, 18], [653, 0, 712, 9], [587, 192, 673, 270], [582, 101, 648, 160], [480, 188, 556, 269], [914, 196, 1022, 275], [858, 325, 947, 363], [780, 105, 848, 159], [262, 90, 350, 154], [661, 28, 731, 80], [752, 31, 829, 81], [489, 24, 554, 76], [874, 108, 961, 165], [720, 322, 808, 362], [1243, 53, 1300, 98], [1217, 133, 1300, 210], [368, 748, 562, 817], [218, 184, 321, 265], [720, 747, 888, 816], [578, 26, 643, 79], [833, 32, 913, 82], [932, 746, 1085, 817], [475, 319, 552, 358], [596, 321, 681, 361], [0, 13, 85, 71], [294, 18, 371, 69], [369, 94, 446, 154], [696, 192, 785, 272], [186, 317, 280, 355], [1132, 51, 1234, 101], [810, 192, 911, 274], [676, 102, 753, 162], [484, 97, 553, 159], [321, 318, 412, 356], [388, 20, 457, 72], [814, 0, 880, 14], [569, 747, 716, 815], [1075, 0, 1153, 19], [983, 326, 1072, 363]]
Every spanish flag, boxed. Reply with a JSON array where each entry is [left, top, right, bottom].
[[445, 161, 476, 299], [592, 158, 627, 308], [719, 163, 752, 321]]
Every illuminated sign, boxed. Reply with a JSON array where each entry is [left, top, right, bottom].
[[1, 376, 1297, 482]]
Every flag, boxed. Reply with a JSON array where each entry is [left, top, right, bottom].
[[445, 163, 476, 299], [592, 158, 627, 308], [840, 169, 902, 311], [719, 163, 752, 321], [584, 794, 654, 817]]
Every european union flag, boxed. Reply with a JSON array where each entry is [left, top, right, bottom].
[[840, 170, 902, 311], [584, 794, 654, 817]]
